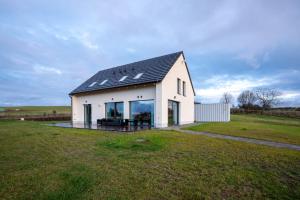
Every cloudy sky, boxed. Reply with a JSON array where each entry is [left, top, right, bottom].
[[1, 0, 300, 106]]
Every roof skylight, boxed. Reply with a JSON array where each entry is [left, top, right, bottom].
[[133, 73, 143, 79], [119, 76, 128, 82], [99, 79, 108, 85], [88, 81, 97, 87]]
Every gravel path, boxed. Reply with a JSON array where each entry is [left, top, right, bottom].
[[167, 127, 300, 151]]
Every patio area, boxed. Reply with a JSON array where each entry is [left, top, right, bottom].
[[49, 122, 152, 132]]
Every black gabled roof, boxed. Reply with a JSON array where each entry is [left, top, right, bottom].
[[70, 51, 194, 95]]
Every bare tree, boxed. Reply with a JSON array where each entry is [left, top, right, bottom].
[[237, 90, 257, 109], [255, 88, 281, 109], [220, 92, 234, 105]]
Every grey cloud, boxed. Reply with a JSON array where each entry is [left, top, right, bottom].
[[1, 0, 300, 106]]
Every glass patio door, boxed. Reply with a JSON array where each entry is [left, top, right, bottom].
[[84, 104, 92, 124], [168, 100, 179, 126]]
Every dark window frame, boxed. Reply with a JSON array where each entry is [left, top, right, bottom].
[[177, 78, 181, 95], [105, 101, 124, 119], [129, 99, 155, 126], [183, 81, 186, 96]]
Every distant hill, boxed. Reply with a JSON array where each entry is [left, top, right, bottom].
[[0, 106, 71, 116]]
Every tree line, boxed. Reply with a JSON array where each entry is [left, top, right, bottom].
[[220, 88, 282, 110]]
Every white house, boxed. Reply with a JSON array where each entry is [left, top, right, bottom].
[[69, 51, 195, 128]]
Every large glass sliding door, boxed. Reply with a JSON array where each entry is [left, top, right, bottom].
[[105, 102, 124, 119], [168, 100, 179, 126], [130, 100, 154, 126]]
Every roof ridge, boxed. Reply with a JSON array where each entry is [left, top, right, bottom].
[[96, 51, 183, 73]]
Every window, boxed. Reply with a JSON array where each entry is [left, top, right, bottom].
[[88, 81, 97, 87], [130, 100, 154, 126], [119, 76, 128, 81], [183, 81, 186, 96], [177, 78, 181, 94], [99, 79, 108, 85], [133, 73, 143, 79], [105, 102, 124, 119]]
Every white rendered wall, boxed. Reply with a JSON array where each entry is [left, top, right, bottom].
[[156, 54, 195, 127], [194, 103, 230, 122], [72, 84, 156, 124]]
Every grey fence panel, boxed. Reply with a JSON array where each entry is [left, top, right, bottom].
[[195, 103, 230, 122]]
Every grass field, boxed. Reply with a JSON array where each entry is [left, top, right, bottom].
[[185, 114, 300, 145], [0, 106, 71, 116], [0, 120, 299, 199]]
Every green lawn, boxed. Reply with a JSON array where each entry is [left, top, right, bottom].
[[0, 120, 299, 199], [0, 106, 71, 116], [185, 114, 300, 145]]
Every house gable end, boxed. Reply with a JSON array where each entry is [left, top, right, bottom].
[[160, 52, 195, 96]]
